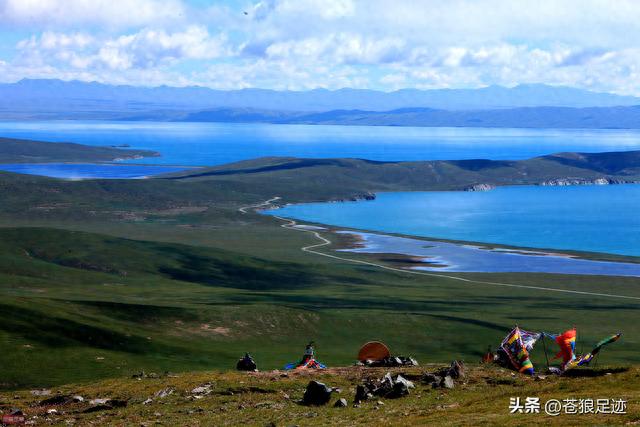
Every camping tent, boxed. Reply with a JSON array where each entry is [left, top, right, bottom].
[[357, 341, 391, 362]]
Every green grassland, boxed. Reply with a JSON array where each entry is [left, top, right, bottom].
[[0, 144, 639, 413]]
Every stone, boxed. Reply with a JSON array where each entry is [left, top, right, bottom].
[[153, 387, 174, 399], [333, 398, 348, 408], [423, 373, 442, 387], [83, 399, 127, 413], [395, 375, 414, 389], [388, 380, 409, 398], [30, 389, 51, 396], [449, 360, 466, 379], [191, 384, 212, 395], [442, 376, 455, 389], [39, 395, 72, 406], [354, 385, 369, 403], [302, 381, 333, 406]]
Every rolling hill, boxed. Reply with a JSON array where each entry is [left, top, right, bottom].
[[0, 136, 159, 163]]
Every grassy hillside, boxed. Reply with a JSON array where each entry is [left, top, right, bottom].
[[1, 226, 639, 390], [0, 136, 158, 163], [0, 144, 639, 399], [163, 150, 640, 196], [2, 365, 639, 426]]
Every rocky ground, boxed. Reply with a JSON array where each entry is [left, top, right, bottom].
[[1, 364, 638, 426]]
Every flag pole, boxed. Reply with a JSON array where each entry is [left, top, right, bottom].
[[542, 334, 550, 371]]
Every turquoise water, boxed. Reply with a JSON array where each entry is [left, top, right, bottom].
[[2, 121, 640, 167], [2, 121, 640, 179], [267, 185, 640, 257]]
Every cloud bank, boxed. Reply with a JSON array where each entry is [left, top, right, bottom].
[[1, 0, 640, 94]]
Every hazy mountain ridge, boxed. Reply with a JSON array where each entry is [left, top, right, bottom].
[[2, 79, 639, 115]]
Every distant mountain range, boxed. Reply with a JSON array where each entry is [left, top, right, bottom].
[[2, 78, 640, 112], [2, 78, 640, 128]]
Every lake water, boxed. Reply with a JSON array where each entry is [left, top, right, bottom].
[[2, 121, 640, 259], [2, 121, 640, 167], [336, 231, 640, 276], [266, 185, 640, 257], [0, 163, 189, 179]]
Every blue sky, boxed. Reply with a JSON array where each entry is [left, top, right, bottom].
[[1, 0, 640, 93]]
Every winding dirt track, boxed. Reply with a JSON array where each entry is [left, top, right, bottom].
[[241, 197, 640, 302]]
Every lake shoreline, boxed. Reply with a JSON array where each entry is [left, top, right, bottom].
[[262, 186, 640, 266], [333, 229, 640, 276]]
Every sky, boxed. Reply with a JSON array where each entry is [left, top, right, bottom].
[[1, 0, 640, 93]]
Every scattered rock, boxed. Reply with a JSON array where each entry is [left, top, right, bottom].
[[355, 372, 415, 401], [30, 389, 51, 397], [448, 360, 465, 379], [388, 376, 412, 398], [354, 385, 369, 404], [153, 387, 174, 399], [82, 405, 112, 414], [46, 409, 58, 415], [191, 383, 213, 395], [535, 375, 546, 381], [39, 395, 72, 406], [142, 398, 153, 405], [333, 398, 348, 408], [433, 360, 465, 380], [83, 399, 127, 413], [302, 381, 333, 406], [359, 356, 418, 367], [423, 373, 442, 388], [442, 376, 455, 389], [395, 375, 414, 390], [39, 394, 84, 406]]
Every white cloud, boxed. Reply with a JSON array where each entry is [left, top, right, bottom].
[[4, 0, 640, 93], [15, 26, 229, 71], [0, 0, 187, 29], [264, 33, 406, 65]]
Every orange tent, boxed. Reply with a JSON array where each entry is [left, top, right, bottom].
[[357, 341, 391, 362]]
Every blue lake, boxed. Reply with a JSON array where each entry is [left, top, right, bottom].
[[0, 163, 188, 179], [2, 121, 640, 167], [266, 185, 640, 257]]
